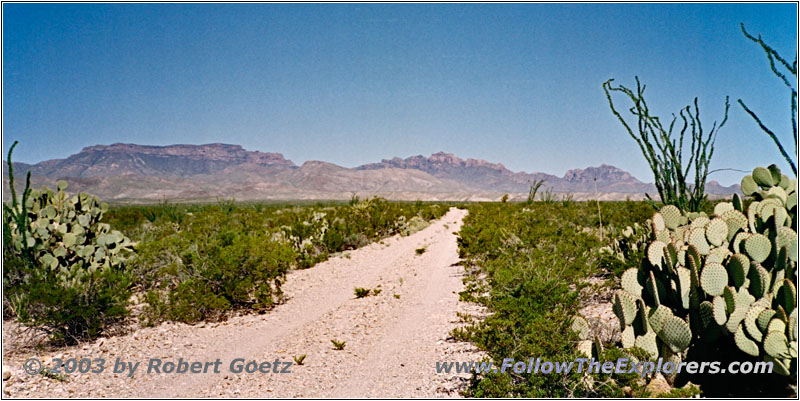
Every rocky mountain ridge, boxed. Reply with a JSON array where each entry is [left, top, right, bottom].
[[3, 143, 739, 202]]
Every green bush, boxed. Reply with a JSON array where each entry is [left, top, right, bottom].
[[455, 201, 654, 396]]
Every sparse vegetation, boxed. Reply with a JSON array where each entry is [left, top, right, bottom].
[[354, 287, 371, 298], [293, 354, 307, 365], [331, 339, 346, 350], [456, 200, 654, 397], [415, 247, 427, 255]]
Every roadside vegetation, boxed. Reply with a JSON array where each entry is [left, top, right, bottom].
[[455, 201, 656, 397]]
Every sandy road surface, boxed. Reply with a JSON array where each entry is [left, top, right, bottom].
[[2, 207, 485, 398]]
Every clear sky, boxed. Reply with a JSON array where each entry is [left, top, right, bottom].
[[3, 3, 797, 185]]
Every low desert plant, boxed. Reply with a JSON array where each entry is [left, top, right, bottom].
[[293, 354, 307, 365], [331, 339, 346, 350], [354, 287, 371, 298], [3, 142, 134, 343]]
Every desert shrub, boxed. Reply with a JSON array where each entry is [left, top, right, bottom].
[[456, 201, 654, 396], [132, 207, 296, 324], [3, 143, 134, 342], [354, 287, 371, 298]]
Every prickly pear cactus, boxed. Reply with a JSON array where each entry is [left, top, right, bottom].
[[611, 165, 797, 376], [4, 181, 134, 289]]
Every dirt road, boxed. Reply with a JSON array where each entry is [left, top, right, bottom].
[[2, 207, 484, 398]]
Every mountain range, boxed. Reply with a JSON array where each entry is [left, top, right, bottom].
[[2, 143, 739, 203]]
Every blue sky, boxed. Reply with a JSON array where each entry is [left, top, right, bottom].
[[3, 3, 797, 185]]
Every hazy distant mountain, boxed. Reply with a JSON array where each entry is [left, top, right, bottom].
[[357, 153, 657, 193], [12, 143, 297, 178], [3, 143, 740, 202]]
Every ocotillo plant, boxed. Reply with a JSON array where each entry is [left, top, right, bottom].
[[738, 23, 798, 176], [527, 178, 546, 204], [603, 77, 729, 212]]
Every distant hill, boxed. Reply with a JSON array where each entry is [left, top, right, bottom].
[[2, 143, 739, 202]]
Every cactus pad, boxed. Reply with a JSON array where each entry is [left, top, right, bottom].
[[700, 262, 727, 296], [647, 305, 670, 332], [747, 263, 770, 298], [699, 301, 715, 327], [651, 212, 666, 233], [744, 304, 766, 342], [732, 232, 751, 254], [766, 186, 788, 204], [690, 216, 710, 230], [578, 340, 592, 358], [621, 268, 643, 298], [768, 318, 786, 334], [725, 306, 748, 334], [635, 331, 659, 359], [757, 309, 777, 332], [577, 340, 593, 358], [658, 315, 692, 353], [633, 299, 650, 335], [706, 246, 731, 265], [645, 271, 663, 305], [713, 202, 735, 216], [613, 290, 637, 327], [711, 296, 728, 325], [647, 241, 667, 268], [704, 218, 727, 247], [677, 267, 691, 309], [764, 331, 791, 359], [744, 234, 771, 263], [727, 253, 750, 288], [621, 325, 635, 349], [776, 226, 797, 251], [776, 280, 797, 314], [748, 202, 760, 233], [753, 166, 775, 187], [733, 193, 743, 211], [734, 323, 760, 357], [688, 228, 710, 255], [721, 209, 748, 241], [741, 175, 759, 196], [768, 164, 783, 186], [570, 316, 591, 341], [659, 205, 682, 230]]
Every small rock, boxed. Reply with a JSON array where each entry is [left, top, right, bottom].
[[646, 374, 672, 396], [2, 365, 12, 381]]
